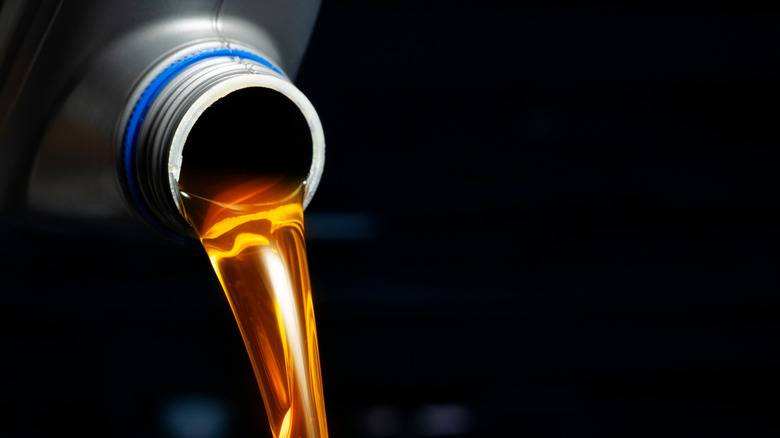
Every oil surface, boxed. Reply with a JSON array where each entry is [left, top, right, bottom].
[[178, 171, 328, 438]]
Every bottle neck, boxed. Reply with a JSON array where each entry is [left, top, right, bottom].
[[124, 49, 325, 241]]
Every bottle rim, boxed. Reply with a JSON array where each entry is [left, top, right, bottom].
[[122, 47, 325, 241]]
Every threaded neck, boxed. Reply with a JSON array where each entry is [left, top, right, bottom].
[[124, 50, 325, 240]]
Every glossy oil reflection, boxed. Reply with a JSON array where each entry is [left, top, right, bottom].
[[179, 174, 327, 438]]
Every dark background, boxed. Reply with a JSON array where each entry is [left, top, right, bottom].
[[3, 1, 780, 436]]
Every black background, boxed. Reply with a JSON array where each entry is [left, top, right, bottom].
[[3, 1, 780, 437]]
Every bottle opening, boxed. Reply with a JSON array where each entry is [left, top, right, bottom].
[[177, 87, 313, 208], [127, 51, 324, 241]]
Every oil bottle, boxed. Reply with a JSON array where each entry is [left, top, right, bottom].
[[0, 0, 325, 240], [0, 2, 329, 436]]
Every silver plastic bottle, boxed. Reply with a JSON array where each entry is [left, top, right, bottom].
[[0, 0, 325, 241]]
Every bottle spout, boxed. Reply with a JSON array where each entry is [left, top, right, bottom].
[[126, 51, 325, 240]]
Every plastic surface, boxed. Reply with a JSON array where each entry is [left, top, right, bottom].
[[0, 0, 322, 240]]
